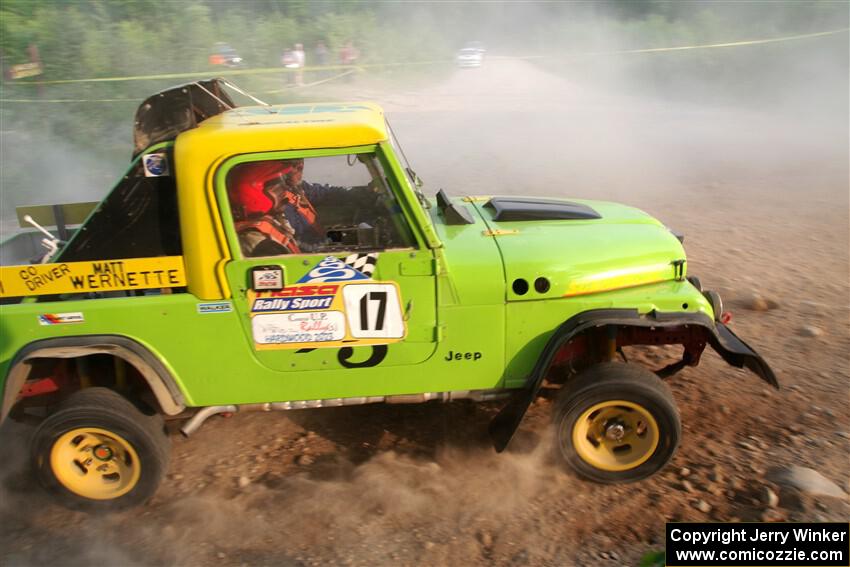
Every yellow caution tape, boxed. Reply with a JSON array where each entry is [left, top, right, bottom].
[[0, 256, 186, 298], [9, 64, 368, 86], [0, 69, 360, 102], [261, 69, 357, 94], [2, 27, 845, 95], [0, 98, 139, 103], [570, 27, 849, 56], [0, 70, 357, 102]]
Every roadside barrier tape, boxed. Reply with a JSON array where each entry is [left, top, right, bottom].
[[2, 27, 846, 91], [261, 69, 357, 94], [0, 98, 139, 103], [5, 64, 372, 86], [551, 26, 850, 56], [0, 70, 358, 102]]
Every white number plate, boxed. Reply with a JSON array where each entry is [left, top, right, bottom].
[[342, 283, 404, 339]]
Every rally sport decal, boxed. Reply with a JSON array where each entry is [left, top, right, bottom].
[[247, 254, 405, 351]]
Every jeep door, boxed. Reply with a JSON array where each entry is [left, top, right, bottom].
[[217, 146, 438, 373]]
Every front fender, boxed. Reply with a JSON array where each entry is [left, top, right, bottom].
[[488, 309, 777, 452]]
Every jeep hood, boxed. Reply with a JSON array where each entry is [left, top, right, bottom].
[[469, 196, 686, 301]]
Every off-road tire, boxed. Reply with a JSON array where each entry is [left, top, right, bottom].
[[31, 387, 170, 511], [553, 362, 680, 483]]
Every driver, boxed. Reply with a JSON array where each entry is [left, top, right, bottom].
[[229, 158, 370, 257]]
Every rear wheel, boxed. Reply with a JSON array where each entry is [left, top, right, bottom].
[[553, 362, 680, 483], [31, 387, 169, 510]]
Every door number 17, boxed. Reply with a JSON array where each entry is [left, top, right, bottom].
[[343, 283, 404, 339], [359, 291, 387, 331]]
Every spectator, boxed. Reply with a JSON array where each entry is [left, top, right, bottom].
[[293, 43, 305, 86], [339, 41, 359, 81], [339, 41, 359, 66], [315, 41, 328, 66]]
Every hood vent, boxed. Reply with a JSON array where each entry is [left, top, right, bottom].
[[484, 197, 601, 222]]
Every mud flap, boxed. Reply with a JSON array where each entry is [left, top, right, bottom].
[[489, 388, 539, 453], [707, 322, 778, 389]]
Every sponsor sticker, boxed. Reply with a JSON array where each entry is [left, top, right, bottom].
[[142, 152, 170, 177], [248, 281, 405, 349], [252, 295, 335, 313], [297, 256, 369, 283], [252, 311, 347, 345], [197, 301, 233, 314], [251, 266, 284, 291], [342, 252, 378, 278], [246, 253, 403, 349], [38, 312, 84, 325]]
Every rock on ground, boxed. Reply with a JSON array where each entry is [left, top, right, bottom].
[[767, 466, 846, 498]]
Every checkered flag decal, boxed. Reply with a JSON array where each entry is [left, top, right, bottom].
[[344, 253, 378, 278]]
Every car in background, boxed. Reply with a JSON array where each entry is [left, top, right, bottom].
[[456, 47, 484, 68], [209, 42, 243, 68]]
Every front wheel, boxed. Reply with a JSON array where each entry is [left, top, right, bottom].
[[31, 387, 170, 510], [553, 362, 680, 483]]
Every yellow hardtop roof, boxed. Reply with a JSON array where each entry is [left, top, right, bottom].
[[183, 101, 389, 152]]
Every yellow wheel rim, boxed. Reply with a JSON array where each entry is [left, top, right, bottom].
[[571, 400, 660, 472], [50, 427, 141, 500]]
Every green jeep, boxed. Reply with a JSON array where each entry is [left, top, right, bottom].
[[0, 80, 776, 510]]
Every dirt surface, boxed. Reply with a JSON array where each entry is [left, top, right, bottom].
[[1, 58, 848, 567]]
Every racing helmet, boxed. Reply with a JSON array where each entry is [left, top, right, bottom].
[[229, 160, 303, 217]]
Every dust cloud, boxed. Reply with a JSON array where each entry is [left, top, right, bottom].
[[383, 40, 847, 208], [0, 129, 127, 235], [1, 413, 577, 566]]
